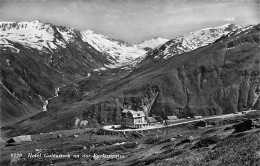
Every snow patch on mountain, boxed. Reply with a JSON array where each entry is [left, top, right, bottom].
[[0, 20, 76, 52], [135, 37, 168, 50], [0, 38, 20, 53], [80, 31, 169, 67], [228, 25, 253, 37]]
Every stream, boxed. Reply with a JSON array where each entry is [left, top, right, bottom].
[[42, 85, 65, 111]]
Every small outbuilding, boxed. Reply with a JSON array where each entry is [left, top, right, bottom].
[[146, 117, 158, 125], [166, 116, 179, 124], [153, 116, 164, 123], [7, 135, 32, 144]]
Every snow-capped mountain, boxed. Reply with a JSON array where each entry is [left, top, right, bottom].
[[0, 20, 113, 71], [0, 21, 169, 68], [0, 21, 241, 68], [139, 24, 241, 63]]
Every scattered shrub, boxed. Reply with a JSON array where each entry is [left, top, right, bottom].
[[192, 135, 220, 149], [143, 137, 162, 145]]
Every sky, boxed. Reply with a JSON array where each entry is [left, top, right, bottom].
[[0, 0, 259, 44]]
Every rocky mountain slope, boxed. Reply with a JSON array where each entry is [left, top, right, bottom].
[[113, 24, 259, 117], [2, 24, 258, 135], [0, 21, 115, 126], [65, 23, 259, 124]]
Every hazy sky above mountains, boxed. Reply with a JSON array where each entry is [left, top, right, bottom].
[[0, 0, 258, 44]]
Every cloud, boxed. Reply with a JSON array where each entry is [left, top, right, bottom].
[[223, 17, 235, 22]]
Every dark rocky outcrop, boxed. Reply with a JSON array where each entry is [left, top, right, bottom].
[[176, 136, 194, 147]]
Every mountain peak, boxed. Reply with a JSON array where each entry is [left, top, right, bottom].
[[200, 23, 240, 31], [135, 37, 169, 51]]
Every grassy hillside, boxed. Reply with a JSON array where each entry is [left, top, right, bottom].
[[0, 112, 259, 166]]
